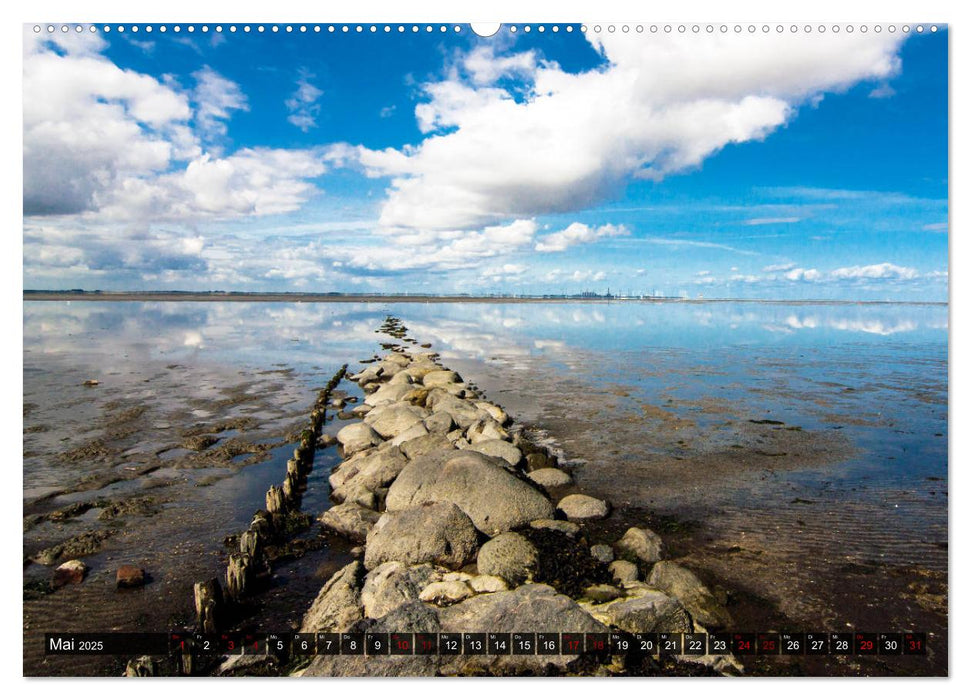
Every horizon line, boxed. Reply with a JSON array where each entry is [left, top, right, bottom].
[[21, 290, 948, 305]]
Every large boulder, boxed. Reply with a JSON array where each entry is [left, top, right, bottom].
[[474, 401, 510, 426], [423, 412, 455, 434], [614, 526, 665, 565], [364, 383, 415, 407], [351, 361, 398, 384], [528, 468, 573, 488], [558, 493, 610, 520], [390, 422, 428, 446], [364, 502, 479, 570], [400, 433, 455, 460], [300, 603, 442, 677], [422, 369, 462, 387], [647, 560, 732, 630], [425, 393, 481, 429], [364, 404, 425, 439], [300, 561, 365, 633], [437, 584, 608, 674], [467, 418, 509, 443], [467, 439, 522, 466], [361, 561, 440, 618], [386, 450, 555, 535], [336, 422, 382, 456], [608, 560, 640, 585], [585, 587, 692, 634], [419, 580, 474, 606], [476, 532, 540, 586], [330, 445, 408, 491], [319, 503, 382, 543]]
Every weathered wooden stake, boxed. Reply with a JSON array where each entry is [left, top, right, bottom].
[[226, 553, 252, 601], [193, 578, 223, 634], [265, 485, 285, 513]]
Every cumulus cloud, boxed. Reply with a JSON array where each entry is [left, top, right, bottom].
[[784, 267, 822, 282], [763, 262, 796, 272], [359, 29, 904, 234], [534, 223, 629, 252], [830, 262, 918, 281], [286, 71, 324, 132], [24, 31, 327, 225]]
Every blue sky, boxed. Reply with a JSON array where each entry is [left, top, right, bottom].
[[22, 23, 948, 299]]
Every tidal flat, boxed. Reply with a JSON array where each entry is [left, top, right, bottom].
[[23, 300, 947, 676]]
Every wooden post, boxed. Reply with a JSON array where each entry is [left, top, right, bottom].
[[125, 655, 159, 677], [193, 578, 223, 634], [265, 485, 285, 513], [226, 553, 252, 601]]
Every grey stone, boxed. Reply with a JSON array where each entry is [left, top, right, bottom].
[[399, 433, 455, 460], [364, 383, 415, 407], [331, 446, 408, 497], [419, 580, 474, 606], [423, 412, 455, 434], [590, 543, 615, 563], [608, 559, 640, 585], [426, 392, 481, 428], [364, 404, 424, 439], [477, 532, 540, 586], [647, 560, 733, 630], [319, 502, 382, 543], [360, 561, 439, 619], [558, 493, 611, 520], [386, 450, 555, 535], [300, 602, 441, 677], [469, 574, 509, 593], [528, 468, 573, 488], [422, 369, 462, 387], [467, 417, 509, 443], [300, 561, 364, 633], [438, 584, 608, 675], [474, 401, 510, 425], [525, 452, 556, 472], [588, 588, 692, 634], [390, 421, 428, 446], [336, 422, 382, 456], [614, 526, 665, 565], [364, 502, 479, 570], [467, 438, 522, 466]]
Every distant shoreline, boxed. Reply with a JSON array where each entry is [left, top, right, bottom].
[[22, 291, 946, 306]]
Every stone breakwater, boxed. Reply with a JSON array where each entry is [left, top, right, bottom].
[[295, 321, 740, 677]]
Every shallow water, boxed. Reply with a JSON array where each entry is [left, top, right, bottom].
[[23, 299, 948, 674]]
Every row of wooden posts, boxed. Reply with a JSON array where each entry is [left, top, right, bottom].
[[192, 364, 348, 636]]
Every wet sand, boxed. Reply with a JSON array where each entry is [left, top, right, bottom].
[[22, 352, 352, 676], [23, 305, 947, 676], [446, 349, 948, 676]]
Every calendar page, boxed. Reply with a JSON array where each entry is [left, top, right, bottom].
[[22, 17, 948, 680]]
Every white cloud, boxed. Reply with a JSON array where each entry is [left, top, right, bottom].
[[830, 262, 918, 281], [763, 262, 796, 272], [745, 216, 800, 225], [785, 267, 823, 282], [359, 29, 904, 234], [534, 223, 629, 252], [23, 30, 196, 215], [463, 45, 538, 86], [24, 31, 327, 225], [192, 66, 248, 141], [286, 71, 324, 132]]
